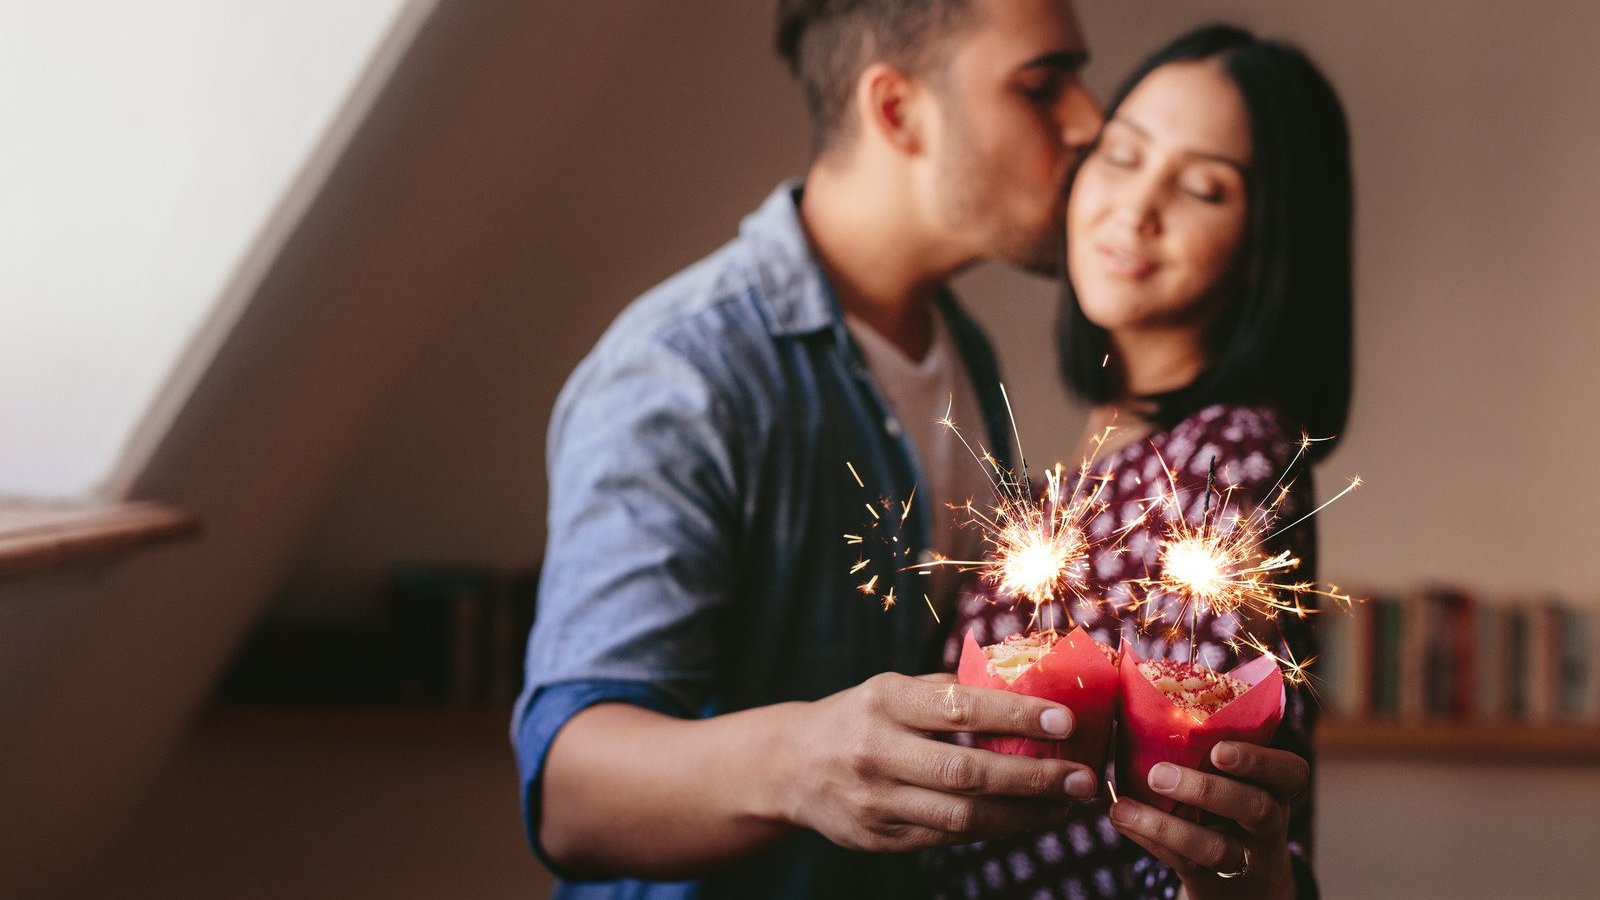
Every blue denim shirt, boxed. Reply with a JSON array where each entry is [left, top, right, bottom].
[[514, 182, 1014, 900]]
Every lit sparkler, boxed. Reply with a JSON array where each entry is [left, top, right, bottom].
[[899, 390, 1157, 632], [843, 396, 1362, 691], [1134, 434, 1361, 654]]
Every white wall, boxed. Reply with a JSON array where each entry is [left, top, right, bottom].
[[0, 0, 426, 500]]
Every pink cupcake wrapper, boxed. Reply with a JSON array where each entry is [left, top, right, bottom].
[[957, 626, 1119, 775]]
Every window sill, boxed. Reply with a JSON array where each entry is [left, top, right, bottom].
[[0, 500, 201, 583]]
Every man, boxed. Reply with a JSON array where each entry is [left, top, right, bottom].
[[515, 1, 1102, 896]]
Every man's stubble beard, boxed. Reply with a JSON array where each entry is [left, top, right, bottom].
[[930, 103, 1068, 278]]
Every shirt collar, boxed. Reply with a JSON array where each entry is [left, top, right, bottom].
[[738, 179, 843, 337]]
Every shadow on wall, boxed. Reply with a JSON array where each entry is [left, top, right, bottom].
[[271, 0, 812, 624], [1, 3, 705, 898]]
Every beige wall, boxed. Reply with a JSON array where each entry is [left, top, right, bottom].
[[284, 0, 1600, 617], [1073, 0, 1600, 600]]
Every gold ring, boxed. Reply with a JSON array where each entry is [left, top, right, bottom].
[[1215, 846, 1251, 879]]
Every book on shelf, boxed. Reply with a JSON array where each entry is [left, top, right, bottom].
[[220, 562, 542, 708], [1317, 586, 1598, 727]]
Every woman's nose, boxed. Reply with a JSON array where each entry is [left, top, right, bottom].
[[1110, 178, 1162, 236]]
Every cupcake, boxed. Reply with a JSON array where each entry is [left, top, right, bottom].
[[1117, 646, 1284, 821], [957, 626, 1119, 773]]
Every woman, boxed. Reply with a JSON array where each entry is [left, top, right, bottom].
[[928, 24, 1352, 900]]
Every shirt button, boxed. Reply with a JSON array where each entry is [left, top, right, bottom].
[[884, 417, 902, 436]]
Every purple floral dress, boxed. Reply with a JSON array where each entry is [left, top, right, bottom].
[[923, 403, 1321, 900]]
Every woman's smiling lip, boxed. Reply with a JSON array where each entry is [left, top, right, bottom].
[[1094, 242, 1159, 279]]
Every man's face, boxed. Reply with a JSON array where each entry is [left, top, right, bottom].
[[922, 0, 1102, 276]]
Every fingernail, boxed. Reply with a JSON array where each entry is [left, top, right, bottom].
[[1040, 708, 1072, 736], [1065, 771, 1096, 800], [1109, 800, 1133, 826], [1149, 762, 1180, 792], [1214, 742, 1241, 768]]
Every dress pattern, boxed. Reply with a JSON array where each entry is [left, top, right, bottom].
[[923, 403, 1321, 900]]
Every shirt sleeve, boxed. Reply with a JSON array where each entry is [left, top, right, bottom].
[[515, 679, 691, 874], [510, 328, 742, 857]]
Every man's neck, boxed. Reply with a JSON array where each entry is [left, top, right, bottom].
[[798, 163, 969, 361]]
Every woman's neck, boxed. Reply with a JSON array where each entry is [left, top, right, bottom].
[[1109, 327, 1208, 397], [1075, 402, 1154, 466], [1072, 327, 1208, 465]]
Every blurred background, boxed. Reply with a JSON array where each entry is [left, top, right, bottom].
[[2, 1, 1597, 898]]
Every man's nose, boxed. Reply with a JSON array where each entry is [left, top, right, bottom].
[[1058, 83, 1103, 154]]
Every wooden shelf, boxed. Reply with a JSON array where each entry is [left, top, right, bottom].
[[1317, 717, 1600, 764], [0, 500, 200, 582]]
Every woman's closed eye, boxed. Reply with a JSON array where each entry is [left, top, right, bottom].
[[1095, 139, 1139, 168], [1180, 176, 1226, 203], [1177, 165, 1243, 204]]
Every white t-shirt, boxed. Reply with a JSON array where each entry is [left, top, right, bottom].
[[846, 312, 997, 615]]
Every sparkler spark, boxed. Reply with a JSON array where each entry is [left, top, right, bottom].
[[906, 401, 1157, 631], [939, 681, 961, 714], [1135, 437, 1360, 658], [843, 398, 1362, 694]]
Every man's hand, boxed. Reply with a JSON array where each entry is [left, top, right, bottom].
[[1109, 741, 1308, 900], [773, 672, 1101, 852]]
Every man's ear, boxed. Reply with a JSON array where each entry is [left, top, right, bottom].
[[855, 61, 927, 155]]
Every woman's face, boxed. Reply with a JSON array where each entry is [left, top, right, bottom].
[[1067, 61, 1253, 337]]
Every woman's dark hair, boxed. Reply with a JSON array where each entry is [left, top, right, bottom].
[[1058, 24, 1353, 457]]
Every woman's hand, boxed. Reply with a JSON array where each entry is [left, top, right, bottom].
[[775, 672, 1102, 852], [1109, 741, 1308, 900]]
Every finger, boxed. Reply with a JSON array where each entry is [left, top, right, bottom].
[[886, 785, 1072, 840], [1117, 826, 1203, 881], [1211, 742, 1310, 800], [1145, 762, 1281, 836], [914, 673, 956, 684], [882, 732, 1099, 800], [872, 674, 1074, 740], [1108, 798, 1243, 875], [850, 820, 960, 854]]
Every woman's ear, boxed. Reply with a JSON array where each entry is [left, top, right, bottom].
[[855, 61, 926, 155]]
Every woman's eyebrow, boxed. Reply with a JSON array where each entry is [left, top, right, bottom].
[[1110, 115, 1250, 172]]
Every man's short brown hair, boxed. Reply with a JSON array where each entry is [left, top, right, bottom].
[[775, 0, 974, 157]]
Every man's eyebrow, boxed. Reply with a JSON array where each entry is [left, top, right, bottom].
[[1020, 49, 1089, 71], [1109, 116, 1251, 171]]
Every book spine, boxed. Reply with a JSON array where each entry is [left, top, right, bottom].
[[1350, 597, 1373, 718], [1476, 604, 1504, 722], [1319, 599, 1352, 717], [1375, 597, 1402, 718]]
